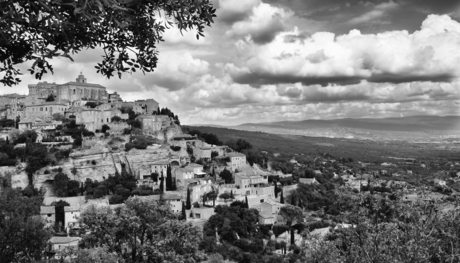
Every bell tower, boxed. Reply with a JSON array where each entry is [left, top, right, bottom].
[[76, 72, 87, 83]]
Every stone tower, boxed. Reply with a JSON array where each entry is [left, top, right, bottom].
[[76, 72, 87, 83]]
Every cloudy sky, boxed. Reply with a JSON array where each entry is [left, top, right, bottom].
[[3, 0, 460, 125]]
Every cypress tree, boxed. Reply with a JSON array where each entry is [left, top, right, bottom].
[[181, 201, 186, 220], [280, 191, 284, 204], [186, 188, 191, 210], [298, 198, 302, 208], [159, 176, 164, 193], [274, 182, 278, 198], [212, 166, 216, 177], [291, 195, 295, 206], [230, 190, 234, 199], [166, 165, 172, 191], [244, 195, 249, 209], [290, 229, 295, 246]]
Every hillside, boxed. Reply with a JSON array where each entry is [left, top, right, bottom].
[[231, 115, 460, 142], [184, 126, 460, 164]]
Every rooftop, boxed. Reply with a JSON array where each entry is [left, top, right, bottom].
[[151, 160, 170, 165], [64, 206, 80, 212], [187, 163, 203, 168], [227, 152, 246, 158], [40, 206, 55, 214], [59, 81, 105, 89], [49, 236, 81, 244]]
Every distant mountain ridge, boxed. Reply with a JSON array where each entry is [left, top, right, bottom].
[[236, 115, 460, 132]]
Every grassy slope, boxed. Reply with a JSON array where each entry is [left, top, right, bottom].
[[185, 126, 460, 164]]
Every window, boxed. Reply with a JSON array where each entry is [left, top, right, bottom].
[[40, 107, 43, 111], [45, 107, 47, 111], [73, 89, 75, 94]]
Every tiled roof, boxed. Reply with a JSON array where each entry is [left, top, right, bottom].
[[151, 160, 170, 165], [227, 152, 246, 157], [49, 236, 81, 244], [64, 206, 80, 212], [59, 82, 105, 88], [40, 206, 55, 214]]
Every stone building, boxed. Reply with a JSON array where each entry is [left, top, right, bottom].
[[226, 152, 247, 171], [0, 94, 26, 119], [193, 147, 212, 160], [27, 73, 108, 106], [25, 102, 68, 119], [136, 115, 171, 133], [4, 74, 164, 133]]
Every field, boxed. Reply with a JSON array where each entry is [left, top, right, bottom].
[[185, 126, 460, 164]]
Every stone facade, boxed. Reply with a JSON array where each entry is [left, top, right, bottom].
[[0, 94, 26, 119], [136, 115, 171, 133], [227, 152, 247, 171], [2, 74, 162, 133]]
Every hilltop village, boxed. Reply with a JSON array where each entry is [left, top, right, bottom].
[[0, 75, 460, 262]]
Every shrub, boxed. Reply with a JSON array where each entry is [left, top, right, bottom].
[[111, 116, 122, 122], [101, 124, 110, 133], [109, 194, 125, 204], [128, 119, 142, 129], [91, 160, 97, 165]]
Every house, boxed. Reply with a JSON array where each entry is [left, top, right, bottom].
[[49, 236, 81, 251], [151, 160, 169, 176], [187, 163, 206, 178], [226, 152, 247, 172], [299, 178, 319, 185], [235, 173, 269, 191], [162, 194, 183, 213], [190, 207, 215, 220], [313, 170, 322, 175], [252, 201, 285, 225], [246, 194, 269, 207], [173, 167, 195, 189], [193, 147, 212, 160], [64, 206, 80, 229], [40, 206, 56, 227], [187, 178, 215, 203]]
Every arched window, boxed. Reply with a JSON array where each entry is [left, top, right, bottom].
[[40, 107, 43, 111], [45, 107, 47, 111]]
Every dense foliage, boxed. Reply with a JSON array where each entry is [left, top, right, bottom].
[[0, 188, 50, 262], [1, 0, 216, 86], [296, 190, 460, 262], [80, 197, 204, 262]]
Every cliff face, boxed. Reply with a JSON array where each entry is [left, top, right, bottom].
[[154, 123, 183, 143], [15, 145, 181, 192], [3, 124, 186, 192]]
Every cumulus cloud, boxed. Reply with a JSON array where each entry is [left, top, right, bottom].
[[349, 1, 398, 24], [216, 0, 261, 24], [137, 52, 209, 91], [228, 15, 460, 86], [226, 2, 293, 44]]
